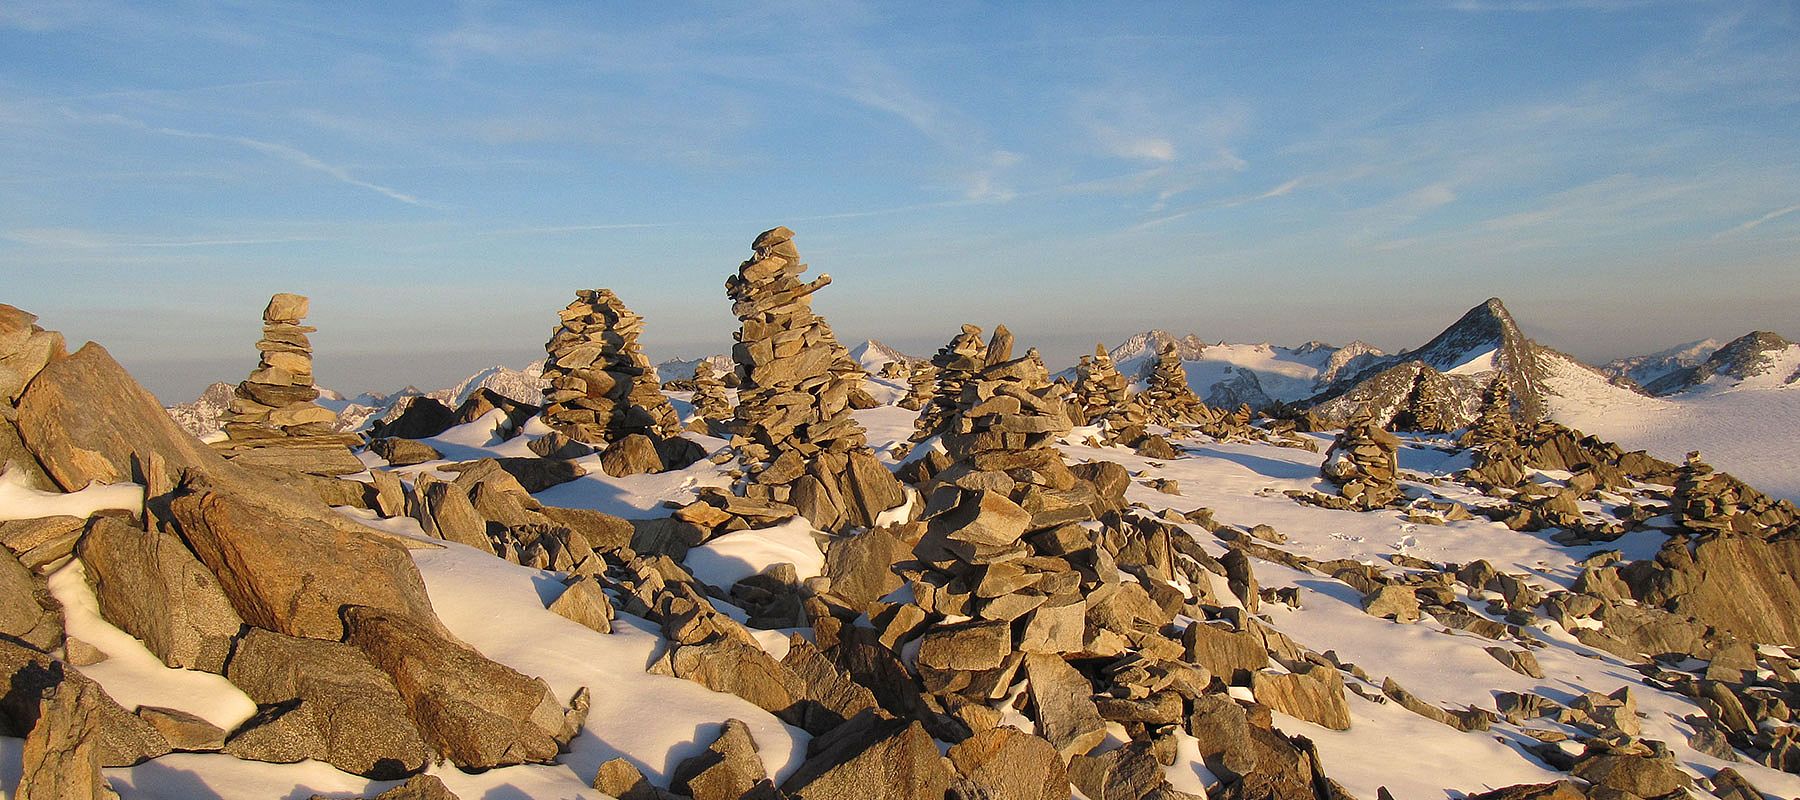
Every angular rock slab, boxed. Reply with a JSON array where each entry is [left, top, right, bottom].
[[77, 516, 244, 673]]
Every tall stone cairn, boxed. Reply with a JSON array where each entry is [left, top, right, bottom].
[[540, 289, 683, 445], [911, 323, 987, 442], [220, 294, 337, 440], [1134, 342, 1209, 427], [685, 359, 733, 435], [1073, 343, 1130, 425], [1320, 412, 1402, 510], [724, 226, 904, 531], [1460, 380, 1524, 487]]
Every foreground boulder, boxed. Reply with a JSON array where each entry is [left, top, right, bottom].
[[15, 342, 226, 490], [167, 471, 441, 640], [341, 605, 574, 769], [0, 639, 171, 768], [225, 629, 431, 778], [17, 671, 120, 800], [779, 712, 951, 800], [77, 516, 244, 673]]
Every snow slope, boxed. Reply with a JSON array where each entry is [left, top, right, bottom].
[[1551, 342, 1800, 501]]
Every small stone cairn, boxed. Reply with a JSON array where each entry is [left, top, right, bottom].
[[910, 324, 987, 442], [1459, 381, 1525, 488], [1073, 344, 1130, 426], [214, 293, 362, 474], [1319, 412, 1402, 510], [540, 289, 699, 476], [1134, 342, 1209, 428], [685, 359, 733, 437]]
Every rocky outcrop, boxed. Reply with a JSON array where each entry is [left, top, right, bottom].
[[1313, 360, 1478, 431], [77, 516, 243, 673], [1645, 330, 1796, 395]]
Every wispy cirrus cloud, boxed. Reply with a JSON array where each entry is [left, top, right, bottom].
[[68, 110, 428, 206], [1715, 204, 1800, 239]]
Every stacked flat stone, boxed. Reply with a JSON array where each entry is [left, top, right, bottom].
[[723, 226, 905, 532], [1320, 413, 1402, 510], [540, 289, 682, 445], [213, 294, 362, 475], [898, 361, 936, 411], [220, 294, 335, 439], [911, 324, 987, 442], [1134, 342, 1209, 428], [848, 325, 1351, 786], [1673, 452, 1799, 536], [1073, 344, 1130, 425], [1460, 381, 1525, 488], [685, 359, 732, 436]]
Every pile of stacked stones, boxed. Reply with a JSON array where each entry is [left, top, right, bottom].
[[1134, 342, 1210, 428], [1459, 381, 1526, 488], [539, 289, 698, 476], [1388, 366, 1462, 434], [685, 359, 733, 437], [1672, 452, 1799, 535], [213, 293, 363, 475], [839, 325, 1361, 799], [898, 361, 936, 411], [715, 226, 906, 532], [877, 360, 911, 381], [1317, 413, 1402, 510], [1073, 343, 1131, 425], [910, 323, 987, 442]]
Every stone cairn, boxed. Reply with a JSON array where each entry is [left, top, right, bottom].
[[898, 361, 936, 411], [709, 226, 905, 533], [213, 293, 362, 475], [685, 359, 733, 437], [910, 323, 987, 442], [1460, 380, 1525, 488], [852, 325, 1357, 797], [540, 289, 698, 476], [1073, 343, 1130, 425], [1673, 452, 1799, 536], [1319, 412, 1402, 510], [1134, 342, 1210, 429]]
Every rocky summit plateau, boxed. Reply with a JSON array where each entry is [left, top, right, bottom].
[[1, 228, 1798, 800]]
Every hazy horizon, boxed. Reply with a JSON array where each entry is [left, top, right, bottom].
[[3, 1, 1796, 400], [38, 288, 1794, 403]]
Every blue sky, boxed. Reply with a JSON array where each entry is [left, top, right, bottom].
[[1, 1, 1796, 400]]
